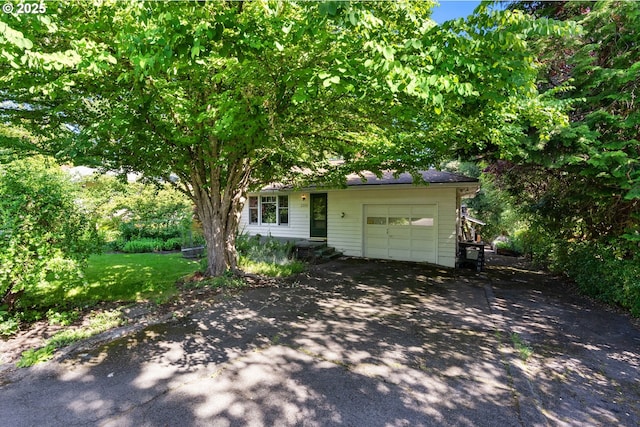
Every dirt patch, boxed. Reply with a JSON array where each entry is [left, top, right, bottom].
[[0, 274, 278, 370]]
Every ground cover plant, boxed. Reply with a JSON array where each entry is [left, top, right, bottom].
[[0, 252, 201, 336], [236, 233, 304, 277], [6, 253, 200, 366], [17, 309, 123, 367]]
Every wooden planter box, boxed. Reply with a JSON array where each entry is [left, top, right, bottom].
[[181, 246, 205, 259]]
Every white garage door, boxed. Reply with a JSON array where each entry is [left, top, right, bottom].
[[364, 204, 437, 263]]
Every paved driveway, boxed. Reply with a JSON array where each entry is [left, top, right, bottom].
[[1, 256, 638, 426]]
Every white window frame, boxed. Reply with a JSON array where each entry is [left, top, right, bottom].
[[248, 195, 289, 226]]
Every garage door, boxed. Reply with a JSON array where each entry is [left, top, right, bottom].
[[364, 204, 437, 263]]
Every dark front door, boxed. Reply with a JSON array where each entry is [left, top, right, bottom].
[[310, 193, 328, 239]]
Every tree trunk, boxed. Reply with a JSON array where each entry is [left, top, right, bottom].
[[188, 152, 252, 277], [195, 190, 246, 277]]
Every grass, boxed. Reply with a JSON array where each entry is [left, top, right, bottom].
[[511, 332, 533, 361], [11, 247, 304, 366], [238, 256, 305, 277], [25, 252, 201, 310], [17, 309, 123, 367]]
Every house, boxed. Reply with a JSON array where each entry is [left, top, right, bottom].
[[239, 169, 480, 268]]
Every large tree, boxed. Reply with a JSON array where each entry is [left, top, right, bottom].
[[1, 0, 570, 276], [491, 1, 640, 248]]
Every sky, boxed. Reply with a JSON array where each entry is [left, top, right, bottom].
[[430, 1, 483, 24]]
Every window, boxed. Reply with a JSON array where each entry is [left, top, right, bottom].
[[261, 196, 277, 223], [249, 196, 259, 224], [389, 217, 410, 226], [248, 195, 289, 225], [367, 217, 387, 225], [278, 195, 289, 224], [411, 217, 434, 226]]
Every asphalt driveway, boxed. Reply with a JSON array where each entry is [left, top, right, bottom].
[[1, 256, 639, 426]]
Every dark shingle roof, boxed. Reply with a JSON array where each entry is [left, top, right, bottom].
[[260, 169, 478, 191], [345, 169, 478, 186]]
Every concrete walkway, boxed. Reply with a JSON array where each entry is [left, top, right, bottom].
[[1, 256, 638, 426]]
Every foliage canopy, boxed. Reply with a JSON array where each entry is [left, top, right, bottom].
[[494, 0, 640, 248], [1, 0, 573, 275]]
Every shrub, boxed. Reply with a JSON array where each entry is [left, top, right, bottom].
[[162, 237, 182, 251], [237, 233, 294, 265], [511, 227, 556, 266], [235, 232, 260, 256], [122, 238, 163, 253], [106, 238, 127, 252], [46, 309, 80, 326], [80, 175, 195, 249], [205, 232, 303, 278], [0, 310, 19, 336], [0, 157, 100, 313], [553, 241, 640, 316], [238, 258, 305, 277]]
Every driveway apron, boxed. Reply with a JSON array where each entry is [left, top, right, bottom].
[[1, 257, 638, 426]]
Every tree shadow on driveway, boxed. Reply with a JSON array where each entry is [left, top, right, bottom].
[[1, 256, 638, 426], [484, 253, 640, 426]]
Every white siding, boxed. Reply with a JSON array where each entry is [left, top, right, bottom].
[[436, 188, 459, 267], [239, 191, 309, 240], [327, 186, 459, 267], [239, 185, 462, 268]]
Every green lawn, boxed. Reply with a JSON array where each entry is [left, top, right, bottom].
[[28, 253, 201, 309]]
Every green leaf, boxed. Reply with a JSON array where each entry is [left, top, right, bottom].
[[323, 75, 340, 87], [382, 46, 394, 61]]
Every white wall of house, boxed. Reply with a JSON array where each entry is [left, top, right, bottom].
[[239, 191, 310, 239], [326, 186, 458, 267], [240, 184, 464, 268]]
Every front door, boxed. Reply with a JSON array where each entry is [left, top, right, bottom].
[[310, 193, 328, 239]]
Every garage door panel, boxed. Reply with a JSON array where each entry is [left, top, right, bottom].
[[388, 228, 410, 239], [389, 238, 410, 249], [411, 228, 434, 239], [367, 227, 387, 237], [366, 205, 387, 216], [410, 240, 434, 251], [388, 206, 409, 215], [411, 205, 435, 215], [389, 249, 411, 259], [367, 237, 388, 249], [364, 204, 437, 263], [409, 251, 436, 262]]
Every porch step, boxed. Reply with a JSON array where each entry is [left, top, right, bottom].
[[294, 240, 342, 262], [314, 246, 343, 261]]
